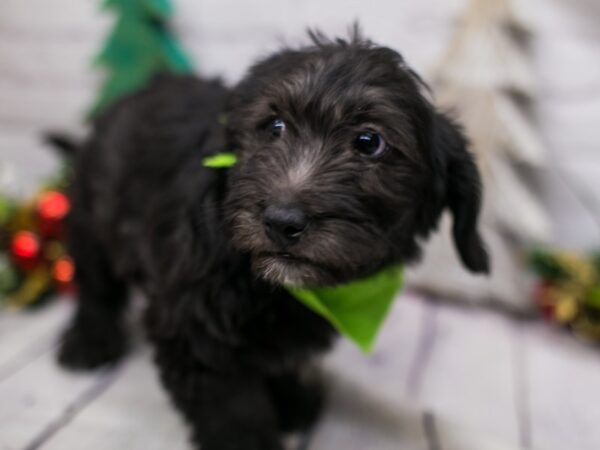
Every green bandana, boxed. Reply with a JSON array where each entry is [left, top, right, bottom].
[[202, 153, 404, 352], [288, 266, 403, 352]]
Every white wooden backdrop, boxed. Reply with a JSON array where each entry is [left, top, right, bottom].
[[0, 0, 599, 248], [1, 3, 600, 448]]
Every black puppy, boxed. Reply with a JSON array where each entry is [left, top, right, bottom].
[[58, 31, 488, 450]]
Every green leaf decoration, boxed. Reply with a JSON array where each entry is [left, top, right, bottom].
[[586, 286, 600, 310], [202, 153, 238, 168], [288, 266, 404, 353], [529, 250, 570, 281], [591, 253, 600, 273], [0, 194, 16, 227], [0, 254, 19, 296], [91, 0, 193, 116]]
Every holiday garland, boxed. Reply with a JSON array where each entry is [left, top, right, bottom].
[[531, 250, 600, 341], [0, 174, 74, 307]]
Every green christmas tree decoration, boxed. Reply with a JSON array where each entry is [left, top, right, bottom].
[[91, 0, 194, 116]]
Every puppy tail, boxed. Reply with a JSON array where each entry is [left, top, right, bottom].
[[44, 132, 81, 159]]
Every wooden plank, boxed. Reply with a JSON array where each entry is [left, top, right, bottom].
[[0, 129, 62, 195], [0, 87, 88, 129], [416, 302, 521, 448], [0, 350, 112, 449], [0, 300, 73, 383], [308, 292, 431, 449], [7, 294, 600, 450], [432, 414, 520, 450], [40, 349, 190, 450], [308, 390, 428, 450], [0, 0, 103, 34], [525, 323, 600, 450]]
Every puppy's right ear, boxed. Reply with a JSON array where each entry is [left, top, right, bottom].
[[431, 112, 490, 274]]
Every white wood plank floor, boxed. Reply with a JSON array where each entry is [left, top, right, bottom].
[[1, 292, 599, 450]]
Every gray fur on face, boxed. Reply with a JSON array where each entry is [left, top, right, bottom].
[[224, 32, 489, 287]]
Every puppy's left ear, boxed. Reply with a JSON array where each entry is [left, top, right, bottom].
[[430, 112, 490, 274]]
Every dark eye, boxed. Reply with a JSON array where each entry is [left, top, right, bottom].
[[353, 131, 387, 157], [268, 118, 286, 137]]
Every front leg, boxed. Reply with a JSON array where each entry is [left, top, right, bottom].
[[152, 337, 283, 450], [57, 214, 129, 370], [268, 370, 325, 433]]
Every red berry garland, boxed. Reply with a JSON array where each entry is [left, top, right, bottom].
[[37, 191, 70, 238], [10, 231, 41, 271], [531, 250, 600, 342], [0, 188, 75, 307]]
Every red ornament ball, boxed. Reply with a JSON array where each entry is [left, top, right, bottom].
[[52, 255, 75, 291], [37, 191, 70, 237], [53, 256, 74, 283], [11, 231, 41, 271], [533, 281, 556, 321]]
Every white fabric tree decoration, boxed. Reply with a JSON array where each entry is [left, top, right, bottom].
[[406, 0, 552, 311]]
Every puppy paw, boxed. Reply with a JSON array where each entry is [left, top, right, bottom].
[[197, 432, 283, 450], [57, 322, 127, 370]]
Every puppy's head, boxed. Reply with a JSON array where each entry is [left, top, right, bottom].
[[225, 30, 489, 287]]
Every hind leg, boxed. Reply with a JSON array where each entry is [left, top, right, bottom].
[[58, 216, 129, 370]]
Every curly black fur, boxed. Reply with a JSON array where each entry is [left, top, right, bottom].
[[57, 30, 488, 450]]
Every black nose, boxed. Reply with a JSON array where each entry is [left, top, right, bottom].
[[263, 205, 309, 246]]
